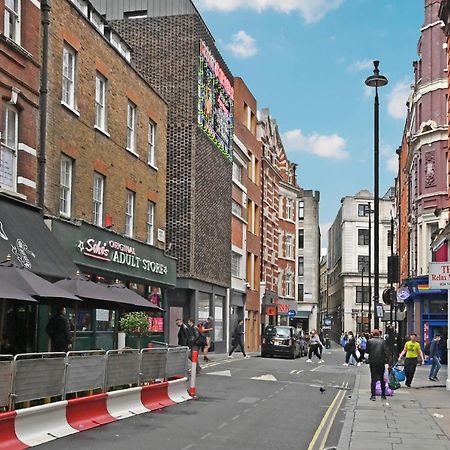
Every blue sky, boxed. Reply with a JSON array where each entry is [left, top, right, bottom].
[[194, 0, 423, 244]]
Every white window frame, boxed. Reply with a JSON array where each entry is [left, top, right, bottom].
[[62, 44, 77, 109], [285, 273, 292, 297], [0, 104, 18, 191], [231, 252, 241, 278], [298, 200, 304, 220], [4, 0, 20, 44], [232, 161, 242, 183], [147, 120, 156, 167], [60, 155, 73, 217], [125, 190, 135, 237], [286, 234, 293, 258], [147, 201, 155, 245], [95, 73, 107, 131], [126, 101, 137, 154], [93, 172, 104, 227], [287, 198, 293, 220], [232, 200, 242, 217]]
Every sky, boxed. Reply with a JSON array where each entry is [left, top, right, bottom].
[[194, 0, 423, 250]]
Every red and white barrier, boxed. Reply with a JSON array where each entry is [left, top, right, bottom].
[[189, 350, 198, 397], [0, 377, 192, 448]]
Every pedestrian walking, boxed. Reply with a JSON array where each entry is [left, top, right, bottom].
[[357, 333, 367, 362], [306, 329, 324, 363], [398, 333, 425, 387], [343, 332, 360, 366], [46, 306, 72, 352], [366, 329, 389, 401], [428, 334, 442, 382], [201, 316, 214, 362], [187, 318, 204, 372], [229, 319, 247, 357], [176, 318, 189, 346]]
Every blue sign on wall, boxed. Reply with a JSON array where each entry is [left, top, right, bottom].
[[288, 310, 296, 318]]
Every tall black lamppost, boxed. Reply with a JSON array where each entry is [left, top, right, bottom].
[[365, 61, 388, 330], [360, 267, 365, 333], [367, 203, 373, 332]]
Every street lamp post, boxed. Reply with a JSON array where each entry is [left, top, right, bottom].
[[365, 61, 388, 330], [367, 203, 373, 332], [361, 267, 365, 333]]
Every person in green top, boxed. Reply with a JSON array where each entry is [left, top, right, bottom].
[[398, 333, 425, 387]]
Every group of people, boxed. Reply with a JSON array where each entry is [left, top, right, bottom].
[[340, 331, 367, 366]]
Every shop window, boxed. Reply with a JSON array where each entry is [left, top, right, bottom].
[[198, 292, 210, 321], [67, 307, 92, 332], [96, 309, 115, 331], [214, 295, 224, 341]]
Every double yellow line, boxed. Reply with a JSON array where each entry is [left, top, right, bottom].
[[306, 379, 349, 450]]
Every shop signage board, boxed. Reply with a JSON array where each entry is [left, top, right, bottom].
[[265, 306, 276, 316], [278, 303, 289, 314], [429, 262, 450, 289], [51, 219, 176, 287]]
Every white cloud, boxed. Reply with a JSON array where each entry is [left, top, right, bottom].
[[196, 0, 344, 23], [282, 129, 349, 159], [386, 155, 398, 173], [387, 80, 411, 120], [347, 59, 373, 72], [226, 31, 258, 59]]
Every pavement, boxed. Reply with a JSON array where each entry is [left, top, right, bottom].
[[338, 362, 450, 450]]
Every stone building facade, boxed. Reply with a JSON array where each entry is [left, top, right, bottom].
[[0, 0, 41, 203], [93, 0, 233, 351]]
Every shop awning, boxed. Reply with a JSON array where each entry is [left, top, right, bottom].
[[0, 196, 78, 280]]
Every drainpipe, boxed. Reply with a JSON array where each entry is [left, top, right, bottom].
[[38, 0, 51, 215]]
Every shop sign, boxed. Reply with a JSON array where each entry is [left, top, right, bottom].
[[429, 262, 450, 289], [278, 303, 289, 314], [148, 317, 164, 333], [78, 238, 168, 275], [266, 306, 276, 316]]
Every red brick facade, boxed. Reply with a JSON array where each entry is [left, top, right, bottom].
[[0, 0, 40, 203]]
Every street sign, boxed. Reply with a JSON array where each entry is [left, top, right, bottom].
[[324, 318, 332, 326], [429, 262, 450, 289], [287, 310, 296, 318], [376, 303, 384, 318], [266, 306, 276, 316], [396, 286, 410, 302]]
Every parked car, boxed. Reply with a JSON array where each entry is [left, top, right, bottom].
[[261, 325, 306, 359]]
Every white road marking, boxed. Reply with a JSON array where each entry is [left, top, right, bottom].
[[290, 369, 296, 374], [206, 370, 232, 377], [231, 415, 240, 421], [243, 409, 250, 413], [310, 366, 320, 372], [181, 444, 194, 450], [251, 374, 277, 381], [261, 398, 267, 402], [201, 432, 212, 440], [296, 369, 304, 374], [217, 422, 227, 430]]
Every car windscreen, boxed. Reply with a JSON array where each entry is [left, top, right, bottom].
[[264, 327, 291, 338]]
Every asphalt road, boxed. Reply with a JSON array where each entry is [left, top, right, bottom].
[[40, 348, 356, 450]]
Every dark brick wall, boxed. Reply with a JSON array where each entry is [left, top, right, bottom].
[[111, 14, 232, 287]]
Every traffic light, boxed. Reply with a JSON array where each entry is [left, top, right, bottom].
[[388, 255, 400, 284], [382, 287, 395, 305]]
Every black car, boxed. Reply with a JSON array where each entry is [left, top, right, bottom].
[[261, 325, 306, 359]]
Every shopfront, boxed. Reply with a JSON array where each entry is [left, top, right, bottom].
[[404, 276, 447, 362], [46, 219, 176, 351], [0, 196, 79, 353]]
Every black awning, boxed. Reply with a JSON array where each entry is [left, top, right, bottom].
[[0, 196, 78, 280]]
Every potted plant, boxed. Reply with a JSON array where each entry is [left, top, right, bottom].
[[119, 311, 150, 349]]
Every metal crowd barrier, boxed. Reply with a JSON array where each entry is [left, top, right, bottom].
[[0, 345, 189, 411]]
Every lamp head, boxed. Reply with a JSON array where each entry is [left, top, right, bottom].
[[365, 60, 388, 88]]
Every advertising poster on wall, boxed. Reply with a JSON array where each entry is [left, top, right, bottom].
[[198, 40, 234, 161]]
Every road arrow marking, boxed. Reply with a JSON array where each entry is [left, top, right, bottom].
[[251, 374, 277, 381], [207, 370, 232, 377]]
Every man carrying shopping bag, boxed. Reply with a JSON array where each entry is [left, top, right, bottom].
[[366, 329, 389, 401]]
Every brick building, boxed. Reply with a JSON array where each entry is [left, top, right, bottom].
[[42, 0, 176, 351], [0, 0, 40, 203], [231, 77, 261, 352], [93, 0, 233, 352], [258, 109, 299, 329]]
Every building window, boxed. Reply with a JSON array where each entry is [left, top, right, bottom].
[[60, 155, 73, 217], [62, 44, 77, 109], [125, 190, 135, 237], [286, 198, 293, 221], [95, 73, 107, 131], [232, 200, 242, 217], [387, 230, 392, 247], [298, 283, 304, 302], [356, 286, 370, 303], [285, 274, 292, 297], [4, 0, 20, 44], [147, 120, 156, 166], [286, 234, 293, 258], [358, 204, 369, 217], [232, 161, 242, 183], [0, 104, 18, 190], [358, 255, 369, 273], [214, 295, 224, 341], [92, 172, 104, 226], [358, 229, 370, 246], [147, 201, 155, 245], [298, 256, 304, 276], [231, 252, 241, 278], [126, 101, 137, 153], [298, 229, 304, 249], [298, 200, 304, 220]]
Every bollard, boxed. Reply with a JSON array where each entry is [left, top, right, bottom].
[[189, 350, 198, 397]]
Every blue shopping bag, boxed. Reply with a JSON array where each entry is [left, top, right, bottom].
[[393, 363, 405, 382]]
